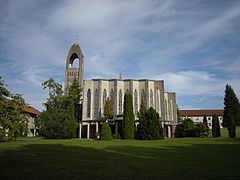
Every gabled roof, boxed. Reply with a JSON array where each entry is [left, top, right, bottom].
[[179, 110, 224, 117], [22, 105, 40, 116]]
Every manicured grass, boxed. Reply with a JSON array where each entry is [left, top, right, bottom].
[[17, 136, 45, 139], [1, 137, 240, 180]]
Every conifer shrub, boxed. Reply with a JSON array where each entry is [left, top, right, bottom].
[[203, 115, 208, 126], [212, 115, 221, 138], [227, 114, 236, 138], [100, 122, 112, 140], [122, 93, 134, 139], [137, 106, 163, 140]]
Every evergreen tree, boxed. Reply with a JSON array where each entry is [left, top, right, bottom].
[[203, 115, 208, 126], [227, 114, 236, 138], [136, 100, 147, 139], [139, 107, 163, 140], [67, 78, 82, 120], [122, 93, 134, 139], [223, 84, 240, 138], [36, 78, 78, 139], [100, 122, 112, 140], [212, 115, 221, 138], [67, 78, 82, 137], [103, 97, 113, 120]]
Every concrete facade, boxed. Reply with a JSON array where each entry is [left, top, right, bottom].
[[64, 44, 178, 138]]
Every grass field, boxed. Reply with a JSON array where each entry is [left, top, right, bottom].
[[1, 134, 240, 180]]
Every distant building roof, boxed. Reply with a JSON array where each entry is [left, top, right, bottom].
[[22, 105, 40, 116], [179, 110, 224, 117]]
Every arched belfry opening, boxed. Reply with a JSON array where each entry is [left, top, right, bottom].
[[69, 53, 80, 68], [64, 43, 84, 95]]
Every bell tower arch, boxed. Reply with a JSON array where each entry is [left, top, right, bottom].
[[64, 43, 84, 94]]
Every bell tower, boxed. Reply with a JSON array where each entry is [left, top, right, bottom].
[[64, 43, 84, 95]]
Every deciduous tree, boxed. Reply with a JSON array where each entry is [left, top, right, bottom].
[[36, 78, 78, 139], [0, 76, 28, 140]]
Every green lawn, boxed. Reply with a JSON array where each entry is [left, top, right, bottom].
[[1, 137, 240, 180]]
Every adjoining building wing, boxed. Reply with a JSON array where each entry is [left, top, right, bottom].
[[179, 109, 224, 129]]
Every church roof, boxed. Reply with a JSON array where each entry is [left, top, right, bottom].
[[179, 110, 224, 117], [22, 105, 40, 116], [90, 78, 164, 82]]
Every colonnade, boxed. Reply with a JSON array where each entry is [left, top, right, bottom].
[[79, 121, 177, 139]]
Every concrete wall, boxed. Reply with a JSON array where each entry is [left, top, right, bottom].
[[164, 92, 177, 122], [81, 79, 175, 122]]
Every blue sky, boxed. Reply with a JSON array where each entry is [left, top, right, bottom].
[[0, 0, 240, 111]]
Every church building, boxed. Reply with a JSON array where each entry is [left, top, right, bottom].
[[64, 44, 178, 139]]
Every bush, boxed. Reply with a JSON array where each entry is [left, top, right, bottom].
[[178, 118, 197, 137], [112, 134, 121, 139], [100, 123, 112, 140], [196, 123, 210, 138]]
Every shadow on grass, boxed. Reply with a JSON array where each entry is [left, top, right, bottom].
[[0, 139, 240, 180]]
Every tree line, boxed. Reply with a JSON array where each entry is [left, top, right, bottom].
[[178, 84, 240, 138], [1, 74, 239, 140], [177, 115, 220, 138]]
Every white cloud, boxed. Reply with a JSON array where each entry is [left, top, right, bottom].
[[155, 70, 240, 97], [0, 0, 240, 110], [217, 57, 240, 71]]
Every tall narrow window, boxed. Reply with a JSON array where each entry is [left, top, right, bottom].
[[134, 90, 138, 115], [165, 99, 168, 120], [103, 89, 107, 106], [156, 89, 161, 116], [87, 89, 91, 118], [170, 99, 173, 121], [94, 89, 99, 119], [119, 89, 122, 114], [141, 89, 145, 104], [150, 89, 153, 107], [110, 89, 114, 107]]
